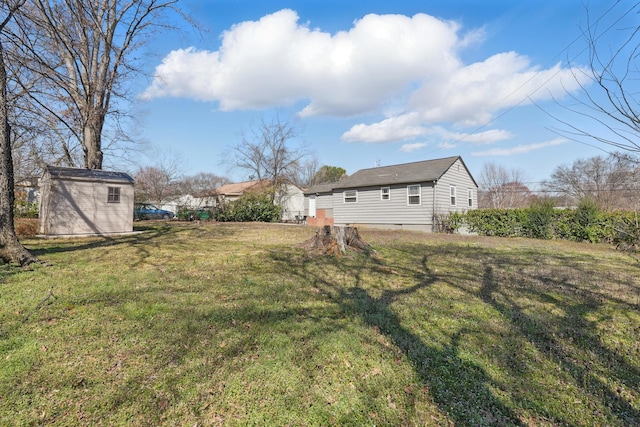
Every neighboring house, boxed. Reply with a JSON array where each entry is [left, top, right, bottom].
[[275, 182, 305, 222], [304, 156, 477, 232], [39, 165, 135, 236], [215, 179, 271, 204], [216, 179, 305, 222]]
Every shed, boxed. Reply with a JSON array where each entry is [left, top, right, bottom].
[[304, 156, 478, 232], [39, 166, 135, 236]]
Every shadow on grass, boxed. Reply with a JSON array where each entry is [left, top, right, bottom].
[[481, 264, 640, 425], [282, 250, 525, 426], [27, 222, 238, 267], [277, 237, 640, 426]]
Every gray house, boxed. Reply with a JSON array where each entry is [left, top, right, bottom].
[[39, 166, 135, 236], [304, 156, 477, 232]]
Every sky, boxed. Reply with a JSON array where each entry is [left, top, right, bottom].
[[134, 0, 637, 188]]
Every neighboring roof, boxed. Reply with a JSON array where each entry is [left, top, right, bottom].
[[217, 179, 271, 196], [44, 165, 134, 183], [304, 182, 336, 195]]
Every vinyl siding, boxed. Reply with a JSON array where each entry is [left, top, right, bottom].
[[434, 158, 478, 215], [40, 177, 134, 235], [304, 192, 333, 217], [333, 182, 435, 226]]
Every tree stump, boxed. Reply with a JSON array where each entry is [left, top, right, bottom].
[[301, 225, 373, 256]]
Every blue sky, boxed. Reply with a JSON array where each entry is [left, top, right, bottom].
[[134, 0, 635, 187]]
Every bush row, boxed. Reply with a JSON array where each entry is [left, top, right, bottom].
[[445, 200, 640, 249]]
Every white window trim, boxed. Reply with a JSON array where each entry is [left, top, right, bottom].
[[407, 184, 421, 205], [381, 187, 390, 201], [344, 190, 357, 203], [468, 189, 473, 207], [450, 185, 457, 206]]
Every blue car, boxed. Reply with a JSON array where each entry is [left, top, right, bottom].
[[134, 203, 175, 220]]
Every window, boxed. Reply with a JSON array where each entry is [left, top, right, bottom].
[[407, 185, 421, 205], [381, 187, 390, 201], [468, 189, 473, 207], [450, 186, 456, 206], [107, 186, 121, 203], [344, 190, 357, 203]]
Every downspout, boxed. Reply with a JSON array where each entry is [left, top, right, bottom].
[[432, 179, 437, 232]]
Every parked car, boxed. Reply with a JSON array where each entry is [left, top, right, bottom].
[[134, 203, 175, 220]]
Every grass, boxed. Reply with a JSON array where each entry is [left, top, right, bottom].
[[1, 222, 639, 426]]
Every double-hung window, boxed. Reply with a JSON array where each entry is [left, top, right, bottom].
[[107, 186, 121, 203], [381, 187, 390, 201], [468, 189, 473, 207], [344, 190, 357, 203], [450, 186, 456, 206], [407, 185, 421, 205]]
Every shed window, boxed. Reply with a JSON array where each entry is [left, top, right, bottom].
[[450, 186, 456, 206], [108, 186, 121, 203], [381, 187, 390, 201], [468, 189, 473, 207], [344, 190, 357, 203], [407, 185, 421, 205]]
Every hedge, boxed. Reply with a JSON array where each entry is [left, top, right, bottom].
[[446, 203, 639, 249]]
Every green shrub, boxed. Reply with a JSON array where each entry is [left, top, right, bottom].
[[214, 191, 281, 222], [571, 199, 603, 243], [525, 199, 555, 239], [464, 208, 527, 237]]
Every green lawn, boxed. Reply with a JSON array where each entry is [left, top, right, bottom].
[[1, 222, 639, 426]]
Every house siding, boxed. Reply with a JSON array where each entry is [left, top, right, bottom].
[[434, 158, 478, 215], [333, 182, 435, 230]]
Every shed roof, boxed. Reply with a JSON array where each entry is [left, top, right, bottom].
[[44, 165, 134, 183]]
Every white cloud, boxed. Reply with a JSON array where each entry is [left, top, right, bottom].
[[143, 9, 588, 143], [471, 138, 567, 156], [400, 142, 428, 152], [143, 9, 465, 115], [342, 112, 426, 143]]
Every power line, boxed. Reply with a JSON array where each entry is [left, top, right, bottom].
[[433, 1, 637, 149]]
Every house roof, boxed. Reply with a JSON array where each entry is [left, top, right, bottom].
[[216, 179, 271, 196], [328, 156, 476, 190], [44, 165, 134, 183], [303, 182, 336, 195]]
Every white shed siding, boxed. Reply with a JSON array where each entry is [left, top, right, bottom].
[[333, 182, 435, 227], [39, 173, 134, 236], [434, 158, 478, 215]]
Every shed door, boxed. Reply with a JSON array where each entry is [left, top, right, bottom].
[[308, 195, 316, 217]]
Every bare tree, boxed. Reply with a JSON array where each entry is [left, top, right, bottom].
[[292, 157, 320, 188], [177, 172, 229, 206], [134, 166, 177, 206], [228, 116, 309, 197], [478, 162, 532, 208], [14, 0, 183, 169], [0, 0, 36, 265], [542, 152, 640, 211], [552, 3, 640, 153]]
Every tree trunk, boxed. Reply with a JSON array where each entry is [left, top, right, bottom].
[[83, 117, 104, 169], [0, 38, 36, 266], [301, 225, 373, 256]]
